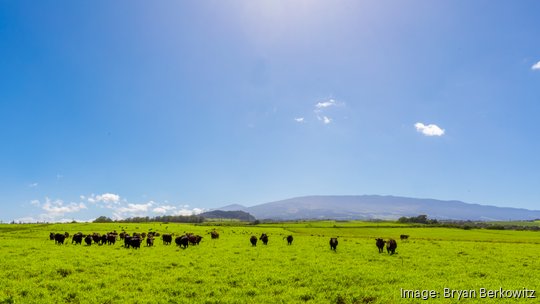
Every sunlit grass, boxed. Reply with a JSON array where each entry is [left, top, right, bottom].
[[0, 222, 538, 303]]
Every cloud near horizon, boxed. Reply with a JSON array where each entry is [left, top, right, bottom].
[[17, 194, 205, 223], [415, 122, 445, 136]]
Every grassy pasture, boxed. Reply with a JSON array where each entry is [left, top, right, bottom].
[[0, 222, 539, 303]]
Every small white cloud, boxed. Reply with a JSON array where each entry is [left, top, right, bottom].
[[415, 122, 445, 136], [323, 116, 332, 124], [29, 183, 38, 188], [30, 200, 40, 206], [315, 99, 338, 109], [531, 61, 540, 70], [294, 117, 305, 123]]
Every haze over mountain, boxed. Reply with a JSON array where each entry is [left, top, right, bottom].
[[217, 195, 540, 221]]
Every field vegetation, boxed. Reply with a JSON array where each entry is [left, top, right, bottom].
[[0, 221, 539, 303]]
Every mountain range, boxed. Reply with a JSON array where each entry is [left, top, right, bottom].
[[216, 195, 540, 221]]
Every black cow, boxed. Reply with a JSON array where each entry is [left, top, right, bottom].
[[84, 235, 92, 246], [72, 233, 83, 245], [284, 235, 293, 245], [92, 233, 101, 244], [146, 237, 154, 247], [259, 233, 268, 245], [100, 234, 108, 245], [49, 232, 55, 240], [124, 235, 132, 248], [376, 238, 385, 253], [210, 231, 219, 239], [162, 234, 173, 245], [250, 236, 257, 246], [175, 235, 189, 249], [107, 234, 116, 245], [54, 233, 66, 245], [386, 239, 397, 254], [130, 237, 141, 249], [330, 238, 338, 251], [64, 232, 70, 239], [400, 234, 409, 241]]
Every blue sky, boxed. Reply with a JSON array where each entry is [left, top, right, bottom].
[[1, 1, 539, 222]]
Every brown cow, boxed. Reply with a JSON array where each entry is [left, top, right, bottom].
[[210, 231, 219, 239]]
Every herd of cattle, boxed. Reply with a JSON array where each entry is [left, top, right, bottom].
[[49, 230, 408, 254]]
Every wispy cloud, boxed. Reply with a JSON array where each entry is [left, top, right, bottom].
[[531, 61, 540, 70], [28, 182, 38, 188], [415, 122, 445, 137], [315, 99, 339, 109], [294, 117, 305, 123], [314, 98, 344, 125]]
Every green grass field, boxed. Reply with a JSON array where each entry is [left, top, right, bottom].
[[1, 222, 539, 303]]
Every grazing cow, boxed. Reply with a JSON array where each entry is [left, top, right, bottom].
[[400, 234, 409, 241], [130, 237, 141, 249], [175, 235, 189, 249], [250, 236, 257, 246], [146, 237, 154, 247], [49, 232, 55, 240], [54, 233, 66, 245], [107, 234, 116, 245], [100, 234, 108, 245], [84, 235, 92, 246], [124, 235, 132, 248], [162, 234, 173, 245], [72, 233, 83, 245], [210, 231, 219, 239], [284, 235, 293, 245], [376, 238, 385, 253], [119, 232, 126, 240], [188, 235, 202, 245], [92, 233, 101, 244], [259, 233, 269, 245], [64, 232, 70, 239], [386, 239, 397, 254], [329, 238, 338, 251]]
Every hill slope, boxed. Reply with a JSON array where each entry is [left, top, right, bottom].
[[218, 195, 540, 221]]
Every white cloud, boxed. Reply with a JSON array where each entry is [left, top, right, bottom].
[[42, 197, 87, 216], [116, 202, 154, 214], [294, 117, 305, 123], [96, 193, 120, 203], [531, 61, 540, 70], [319, 116, 332, 125], [313, 98, 344, 125], [172, 207, 205, 216], [28, 183, 38, 188], [152, 205, 177, 214], [86, 193, 121, 205], [415, 122, 445, 136], [315, 99, 339, 109]]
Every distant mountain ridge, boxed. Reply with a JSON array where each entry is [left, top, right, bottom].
[[216, 195, 540, 221]]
